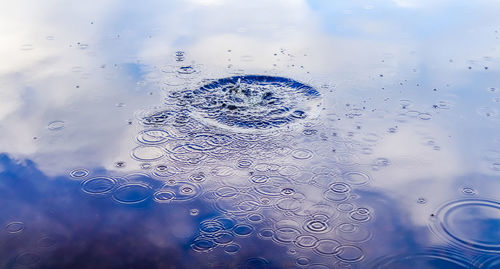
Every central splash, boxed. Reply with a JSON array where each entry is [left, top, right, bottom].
[[180, 75, 321, 130]]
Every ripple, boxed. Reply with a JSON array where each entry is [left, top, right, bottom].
[[5, 221, 25, 233], [350, 207, 372, 222], [16, 252, 40, 265], [153, 190, 175, 203], [70, 168, 89, 178], [314, 239, 341, 255], [335, 223, 372, 242], [224, 243, 241, 254], [159, 182, 201, 201], [112, 183, 152, 204], [233, 224, 254, 236], [131, 146, 165, 161], [137, 129, 172, 144], [82, 177, 116, 194], [372, 251, 473, 268], [191, 238, 216, 252], [214, 231, 235, 244], [273, 227, 301, 243], [179, 75, 321, 130], [47, 120, 65, 131], [304, 219, 330, 233], [430, 199, 500, 252], [294, 235, 319, 248], [342, 171, 370, 185], [292, 149, 314, 159], [336, 245, 364, 263]]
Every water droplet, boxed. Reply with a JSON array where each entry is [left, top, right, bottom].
[[190, 208, 199, 216]]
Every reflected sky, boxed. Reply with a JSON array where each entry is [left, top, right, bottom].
[[1, 0, 500, 268]]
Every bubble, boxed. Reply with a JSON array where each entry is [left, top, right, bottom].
[[335, 223, 372, 242], [224, 243, 241, 254], [131, 146, 165, 161], [296, 257, 310, 266], [192, 238, 216, 252], [47, 120, 65, 131], [314, 239, 341, 255], [292, 149, 314, 160], [16, 252, 40, 265], [350, 208, 371, 222], [233, 224, 254, 236], [273, 227, 301, 243], [112, 183, 152, 204], [214, 231, 235, 244], [70, 168, 89, 178], [82, 177, 116, 194], [343, 171, 370, 185], [430, 199, 500, 252], [372, 252, 473, 268], [182, 75, 321, 131], [114, 161, 126, 168], [294, 235, 319, 248], [5, 222, 25, 233], [336, 245, 364, 262]]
